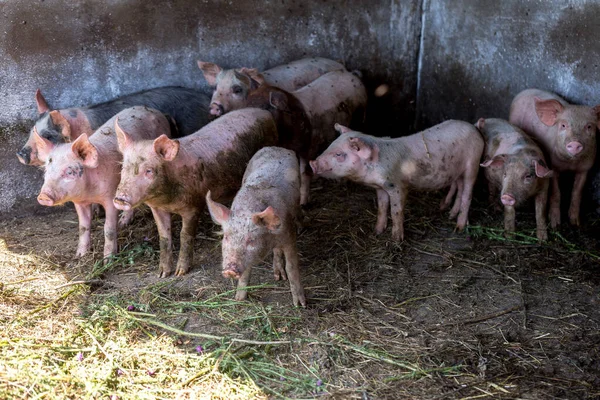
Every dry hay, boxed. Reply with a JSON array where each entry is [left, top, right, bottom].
[[0, 179, 599, 399]]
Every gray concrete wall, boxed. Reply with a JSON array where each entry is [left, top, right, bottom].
[[0, 0, 421, 216], [416, 0, 600, 127]]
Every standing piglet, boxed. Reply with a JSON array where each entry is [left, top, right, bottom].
[[36, 107, 171, 259], [206, 147, 305, 307], [113, 109, 278, 277], [477, 118, 553, 241], [509, 89, 600, 227], [310, 121, 484, 241]]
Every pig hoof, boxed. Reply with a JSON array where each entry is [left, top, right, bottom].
[[569, 215, 580, 226], [374, 226, 386, 235], [118, 210, 135, 228], [537, 230, 548, 242], [234, 292, 248, 301], [174, 267, 189, 277], [159, 269, 174, 278]]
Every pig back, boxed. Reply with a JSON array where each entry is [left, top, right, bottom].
[[179, 108, 278, 199], [262, 57, 345, 92]]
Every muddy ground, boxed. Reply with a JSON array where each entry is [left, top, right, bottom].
[[1, 180, 599, 399]]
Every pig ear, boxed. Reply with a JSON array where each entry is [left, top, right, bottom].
[[240, 68, 262, 89], [533, 159, 553, 178], [71, 134, 99, 168], [205, 190, 231, 226], [153, 134, 180, 161], [35, 89, 50, 114], [114, 117, 132, 153], [534, 97, 564, 127], [476, 118, 485, 130], [252, 206, 281, 232], [269, 92, 291, 112], [348, 136, 377, 161], [480, 154, 506, 168], [49, 111, 72, 142], [334, 123, 352, 135], [197, 61, 222, 86], [33, 126, 55, 161]]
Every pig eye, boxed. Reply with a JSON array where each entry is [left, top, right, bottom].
[[560, 123, 567, 129], [232, 85, 243, 95], [525, 173, 534, 180], [335, 152, 346, 161], [145, 168, 154, 178], [587, 124, 594, 131]]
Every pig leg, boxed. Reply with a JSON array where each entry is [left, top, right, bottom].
[[273, 248, 287, 281], [118, 209, 135, 229], [282, 243, 306, 307], [503, 205, 516, 236], [74, 203, 93, 258], [449, 180, 464, 220], [151, 207, 174, 277], [375, 188, 390, 235], [549, 173, 561, 228], [102, 202, 119, 261], [456, 169, 477, 231], [175, 211, 199, 276], [488, 182, 502, 212], [440, 182, 457, 211], [299, 157, 311, 206], [535, 182, 549, 241], [387, 186, 408, 242], [234, 267, 252, 301], [568, 171, 587, 226]]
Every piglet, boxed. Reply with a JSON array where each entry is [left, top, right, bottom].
[[36, 106, 171, 259], [310, 121, 484, 241], [206, 146, 306, 306], [477, 118, 553, 241], [113, 108, 278, 277], [509, 89, 600, 227]]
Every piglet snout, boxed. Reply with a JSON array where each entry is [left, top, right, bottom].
[[501, 194, 516, 206], [566, 141, 583, 156], [37, 192, 55, 206], [113, 196, 132, 211], [309, 160, 319, 175], [209, 102, 224, 117], [223, 263, 241, 279]]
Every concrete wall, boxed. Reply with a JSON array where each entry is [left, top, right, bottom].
[[0, 0, 421, 216], [416, 0, 600, 127]]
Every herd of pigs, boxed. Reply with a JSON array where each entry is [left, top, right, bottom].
[[16, 57, 599, 307]]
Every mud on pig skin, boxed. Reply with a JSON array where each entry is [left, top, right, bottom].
[[477, 118, 553, 241], [310, 121, 484, 242], [113, 108, 278, 278], [509, 88, 600, 227], [36, 106, 171, 260], [206, 146, 306, 307], [18, 87, 211, 167]]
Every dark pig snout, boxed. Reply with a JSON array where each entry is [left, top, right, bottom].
[[16, 146, 32, 165], [37, 192, 55, 206], [501, 194, 516, 206], [222, 262, 242, 279], [566, 141, 583, 156], [209, 102, 224, 117]]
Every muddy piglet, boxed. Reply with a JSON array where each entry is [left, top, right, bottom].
[[310, 121, 483, 241], [509, 89, 600, 227], [113, 108, 278, 277], [477, 118, 553, 241], [206, 146, 306, 306], [36, 106, 171, 259]]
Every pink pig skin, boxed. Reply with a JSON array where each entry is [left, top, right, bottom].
[[509, 89, 600, 227], [477, 118, 553, 241], [206, 146, 305, 307], [310, 121, 484, 241], [36, 106, 171, 260], [113, 108, 278, 278]]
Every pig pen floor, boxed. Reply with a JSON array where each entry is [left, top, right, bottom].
[[1, 181, 599, 399]]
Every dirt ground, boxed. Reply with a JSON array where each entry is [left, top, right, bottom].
[[1, 180, 599, 399]]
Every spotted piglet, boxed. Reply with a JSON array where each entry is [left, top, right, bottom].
[[206, 147, 306, 307], [477, 118, 553, 241], [310, 121, 484, 241]]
